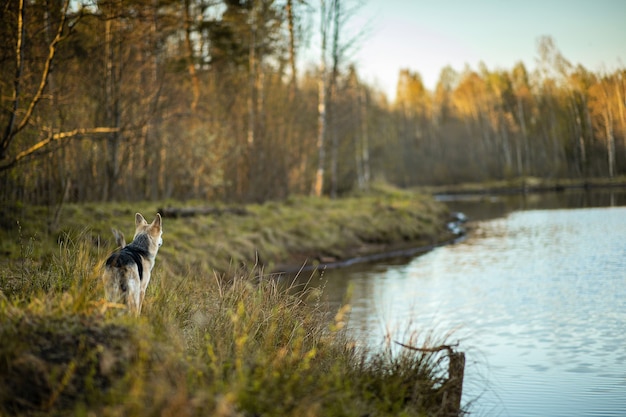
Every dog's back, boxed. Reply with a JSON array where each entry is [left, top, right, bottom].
[[103, 246, 147, 313], [106, 245, 147, 281]]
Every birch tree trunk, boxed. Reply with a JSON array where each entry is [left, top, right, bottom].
[[247, 3, 257, 147], [604, 106, 615, 178], [358, 85, 370, 189], [574, 94, 587, 176], [616, 76, 626, 143], [147, 0, 163, 200], [516, 96, 528, 175], [329, 0, 340, 198], [184, 0, 200, 112], [103, 3, 121, 201], [1, 0, 25, 159], [286, 0, 297, 99], [313, 0, 328, 197]]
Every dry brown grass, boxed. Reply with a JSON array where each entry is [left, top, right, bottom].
[[0, 187, 465, 416]]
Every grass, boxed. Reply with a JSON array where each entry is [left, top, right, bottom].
[[1, 184, 454, 276], [0, 186, 465, 416]]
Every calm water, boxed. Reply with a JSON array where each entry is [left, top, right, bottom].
[[304, 190, 626, 417]]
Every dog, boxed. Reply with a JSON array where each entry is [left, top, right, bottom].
[[103, 213, 163, 315]]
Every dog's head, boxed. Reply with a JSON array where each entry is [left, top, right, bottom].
[[134, 212, 163, 253]]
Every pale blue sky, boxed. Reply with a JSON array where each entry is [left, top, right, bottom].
[[348, 0, 626, 99]]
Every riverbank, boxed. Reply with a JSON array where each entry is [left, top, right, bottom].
[[0, 186, 466, 416], [0, 185, 457, 276], [321, 198, 626, 416], [421, 175, 626, 197]]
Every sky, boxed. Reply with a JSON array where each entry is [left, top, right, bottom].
[[344, 0, 626, 100]]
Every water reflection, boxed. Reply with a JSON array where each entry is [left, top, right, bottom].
[[296, 190, 626, 417], [436, 188, 626, 221]]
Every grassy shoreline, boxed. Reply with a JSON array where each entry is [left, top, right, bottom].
[[0, 186, 466, 417], [1, 185, 456, 276]]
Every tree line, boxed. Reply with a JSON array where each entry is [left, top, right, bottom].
[[1, 0, 624, 206]]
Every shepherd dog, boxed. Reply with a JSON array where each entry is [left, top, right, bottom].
[[103, 213, 163, 315]]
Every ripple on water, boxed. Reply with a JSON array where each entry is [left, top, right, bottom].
[[325, 205, 626, 417]]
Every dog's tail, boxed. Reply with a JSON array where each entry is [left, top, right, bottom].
[[111, 228, 126, 248]]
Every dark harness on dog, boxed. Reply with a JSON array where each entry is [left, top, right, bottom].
[[106, 244, 150, 281]]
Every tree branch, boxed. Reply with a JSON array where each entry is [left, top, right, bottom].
[[0, 127, 120, 172], [14, 0, 71, 136], [1, 0, 73, 160], [1, 0, 25, 157], [394, 340, 460, 354]]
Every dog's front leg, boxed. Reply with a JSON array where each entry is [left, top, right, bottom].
[[138, 275, 151, 314]]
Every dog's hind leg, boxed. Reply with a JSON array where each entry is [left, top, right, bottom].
[[103, 268, 128, 307]]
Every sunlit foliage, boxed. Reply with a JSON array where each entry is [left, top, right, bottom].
[[1, 0, 623, 205]]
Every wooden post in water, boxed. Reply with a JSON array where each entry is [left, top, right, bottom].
[[447, 350, 465, 416], [395, 341, 466, 417]]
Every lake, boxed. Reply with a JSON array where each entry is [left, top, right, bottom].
[[301, 189, 626, 417]]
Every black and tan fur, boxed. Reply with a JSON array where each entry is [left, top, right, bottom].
[[103, 213, 163, 315]]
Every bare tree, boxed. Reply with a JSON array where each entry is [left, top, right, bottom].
[[0, 0, 119, 173], [589, 76, 617, 178], [328, 0, 340, 198], [313, 0, 329, 197], [314, 0, 366, 197], [358, 82, 370, 189], [184, 0, 201, 112], [286, 0, 298, 98]]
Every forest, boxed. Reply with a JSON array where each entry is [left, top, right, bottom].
[[2, 0, 625, 205]]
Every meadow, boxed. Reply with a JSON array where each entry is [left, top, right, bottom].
[[0, 186, 466, 416]]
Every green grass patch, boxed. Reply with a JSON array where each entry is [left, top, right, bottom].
[[0, 187, 465, 416], [0, 230, 465, 416], [0, 185, 453, 276]]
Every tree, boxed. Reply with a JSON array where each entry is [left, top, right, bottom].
[[354, 69, 370, 190], [566, 65, 596, 176], [511, 62, 532, 175], [432, 65, 457, 127], [395, 69, 430, 185], [313, 0, 366, 197], [313, 0, 329, 197], [484, 68, 517, 176], [2, 1, 625, 206], [0, 0, 119, 174], [589, 74, 619, 178]]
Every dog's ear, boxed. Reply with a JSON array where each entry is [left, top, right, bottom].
[[151, 213, 162, 230], [135, 213, 148, 227]]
